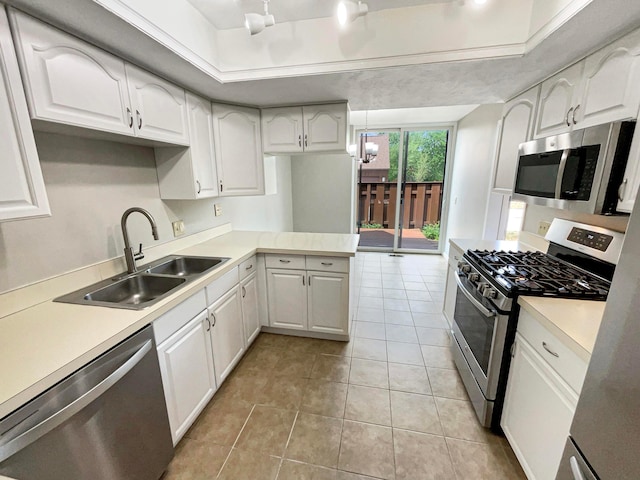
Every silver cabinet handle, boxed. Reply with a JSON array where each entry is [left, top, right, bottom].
[[304, 134, 308, 147], [542, 341, 559, 358], [126, 107, 133, 128], [570, 457, 586, 480], [242, 286, 246, 298], [308, 275, 311, 285], [245, 264, 253, 270], [321, 262, 333, 266], [572, 104, 580, 125], [136, 109, 142, 129], [219, 180, 223, 193], [211, 312, 216, 327], [618, 178, 628, 202], [0, 340, 152, 463], [205, 317, 211, 332], [566, 107, 574, 127], [196, 180, 201, 194], [302, 275, 305, 286], [279, 259, 291, 263], [298, 134, 302, 147]]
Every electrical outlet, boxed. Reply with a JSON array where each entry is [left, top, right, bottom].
[[214, 204, 222, 217], [172, 220, 185, 237], [538, 221, 551, 236]]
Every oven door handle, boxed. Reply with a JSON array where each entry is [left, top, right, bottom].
[[455, 272, 497, 318]]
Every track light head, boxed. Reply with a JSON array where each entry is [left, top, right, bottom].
[[337, 1, 369, 26], [245, 0, 275, 35]]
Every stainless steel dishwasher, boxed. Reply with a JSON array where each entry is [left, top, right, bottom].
[[0, 325, 173, 480]]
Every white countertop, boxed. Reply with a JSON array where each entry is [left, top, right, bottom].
[[518, 296, 605, 361], [0, 230, 358, 419]]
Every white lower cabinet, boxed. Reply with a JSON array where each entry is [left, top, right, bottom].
[[241, 272, 261, 345], [156, 310, 216, 445], [308, 271, 349, 335], [502, 310, 587, 480], [267, 268, 308, 330], [266, 255, 350, 336], [208, 286, 245, 386], [443, 242, 463, 326]]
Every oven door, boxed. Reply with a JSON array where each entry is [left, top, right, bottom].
[[452, 272, 509, 400]]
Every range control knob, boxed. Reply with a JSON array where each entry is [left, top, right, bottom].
[[458, 262, 471, 274], [482, 287, 497, 299], [468, 273, 480, 282]]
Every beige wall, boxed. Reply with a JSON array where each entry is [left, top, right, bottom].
[[445, 104, 503, 249], [291, 154, 355, 234], [0, 133, 292, 293], [522, 204, 629, 235]]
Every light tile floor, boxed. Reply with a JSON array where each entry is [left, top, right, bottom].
[[163, 252, 526, 480]]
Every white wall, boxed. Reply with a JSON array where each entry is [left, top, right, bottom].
[[522, 204, 629, 235], [445, 104, 503, 249], [291, 154, 355, 234], [0, 133, 292, 293]]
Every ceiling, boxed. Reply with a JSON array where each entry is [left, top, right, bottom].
[[186, 0, 455, 30], [8, 0, 640, 113]]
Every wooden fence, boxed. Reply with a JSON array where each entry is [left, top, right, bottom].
[[358, 182, 443, 229]]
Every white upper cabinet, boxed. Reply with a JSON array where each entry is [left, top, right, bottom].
[[0, 9, 50, 222], [618, 124, 640, 213], [125, 64, 189, 145], [9, 10, 133, 136], [262, 103, 349, 154], [492, 86, 540, 193], [212, 103, 265, 196], [156, 92, 218, 199], [261, 106, 304, 153], [574, 28, 640, 129], [10, 10, 189, 146], [534, 62, 584, 138], [534, 27, 640, 139], [302, 104, 348, 153]]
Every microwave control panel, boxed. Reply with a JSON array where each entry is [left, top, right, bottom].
[[568, 227, 613, 252]]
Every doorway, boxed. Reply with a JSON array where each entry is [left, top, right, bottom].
[[356, 127, 452, 253]]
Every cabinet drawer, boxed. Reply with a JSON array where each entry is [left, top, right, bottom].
[[448, 243, 464, 270], [153, 289, 207, 344], [239, 255, 257, 281], [305, 256, 349, 273], [517, 309, 588, 394], [205, 267, 239, 305], [265, 254, 305, 270]]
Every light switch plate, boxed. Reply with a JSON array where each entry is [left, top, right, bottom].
[[538, 221, 551, 236], [214, 204, 222, 216], [172, 220, 185, 237]]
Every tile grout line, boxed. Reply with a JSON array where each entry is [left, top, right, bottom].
[[214, 403, 257, 479], [274, 409, 300, 479]]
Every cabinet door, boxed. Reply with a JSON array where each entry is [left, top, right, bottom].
[[156, 310, 216, 445], [443, 265, 457, 327], [267, 268, 307, 330], [534, 62, 584, 139], [302, 104, 348, 153], [212, 103, 265, 196], [125, 64, 189, 145], [262, 106, 304, 153], [9, 10, 132, 136], [0, 10, 50, 222], [308, 271, 349, 335], [209, 287, 245, 386], [241, 272, 261, 345], [574, 29, 640, 129], [501, 334, 578, 480], [618, 124, 640, 213], [186, 92, 218, 198], [492, 86, 539, 192]]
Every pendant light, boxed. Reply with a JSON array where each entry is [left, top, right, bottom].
[[245, 0, 276, 35]]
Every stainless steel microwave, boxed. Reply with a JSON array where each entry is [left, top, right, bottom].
[[513, 121, 635, 214]]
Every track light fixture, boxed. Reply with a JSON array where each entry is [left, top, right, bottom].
[[337, 1, 369, 26], [245, 0, 275, 36]]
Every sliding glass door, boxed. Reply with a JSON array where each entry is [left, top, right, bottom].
[[356, 126, 452, 253]]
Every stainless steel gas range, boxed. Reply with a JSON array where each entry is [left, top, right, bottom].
[[450, 219, 625, 432]]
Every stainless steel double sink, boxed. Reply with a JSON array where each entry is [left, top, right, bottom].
[[55, 255, 230, 310]]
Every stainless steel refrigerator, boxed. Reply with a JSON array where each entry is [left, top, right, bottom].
[[556, 197, 640, 479]]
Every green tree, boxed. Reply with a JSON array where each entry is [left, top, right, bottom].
[[387, 130, 447, 182]]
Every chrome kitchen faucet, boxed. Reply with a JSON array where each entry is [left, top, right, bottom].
[[121, 207, 159, 274]]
